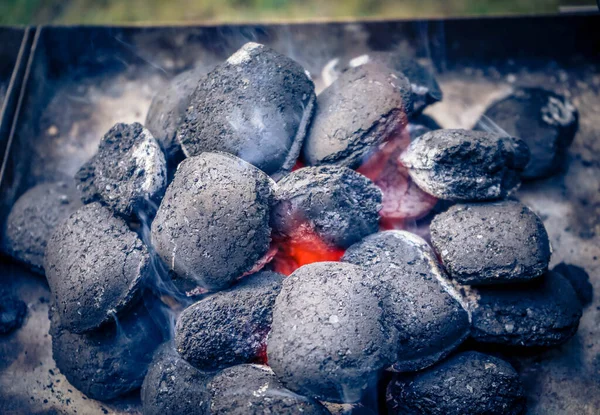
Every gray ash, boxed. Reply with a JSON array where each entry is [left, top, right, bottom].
[[468, 271, 582, 347], [302, 63, 413, 169], [476, 87, 578, 180], [272, 165, 382, 248], [0, 292, 27, 335], [176, 42, 315, 179], [553, 262, 593, 307], [75, 122, 167, 218], [430, 201, 551, 285], [175, 271, 282, 371], [342, 230, 470, 372], [207, 364, 329, 415], [141, 342, 212, 415], [267, 262, 394, 403], [387, 351, 525, 415], [2, 181, 82, 272], [151, 152, 274, 291], [400, 129, 530, 201], [44, 202, 148, 334]]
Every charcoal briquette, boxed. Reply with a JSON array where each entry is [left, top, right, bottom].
[[553, 262, 593, 307], [0, 293, 27, 335]]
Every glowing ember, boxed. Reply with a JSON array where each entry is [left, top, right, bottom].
[[241, 245, 278, 277], [291, 159, 305, 171]]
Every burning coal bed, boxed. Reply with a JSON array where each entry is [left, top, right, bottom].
[[1, 41, 590, 414]]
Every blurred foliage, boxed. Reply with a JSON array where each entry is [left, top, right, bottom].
[[0, 0, 594, 25]]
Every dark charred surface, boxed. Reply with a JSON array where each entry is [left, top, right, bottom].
[[387, 351, 526, 415], [75, 122, 167, 218], [145, 67, 210, 162], [207, 364, 329, 415], [553, 262, 593, 307], [44, 203, 148, 334], [272, 165, 382, 248], [407, 113, 440, 141], [0, 292, 27, 334], [343, 230, 470, 372], [50, 302, 163, 402], [430, 201, 551, 285], [175, 271, 282, 371], [268, 262, 394, 403], [141, 342, 212, 415], [2, 181, 82, 272], [151, 152, 273, 291], [468, 271, 582, 347], [400, 129, 530, 201], [477, 87, 578, 180], [302, 63, 413, 169], [177, 42, 315, 179]]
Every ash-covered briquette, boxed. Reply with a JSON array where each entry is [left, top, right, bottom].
[[75, 122, 167, 218], [553, 262, 593, 307], [175, 271, 282, 371], [207, 364, 330, 415], [141, 342, 212, 415], [302, 63, 413, 169], [400, 129, 530, 201], [50, 302, 163, 401], [387, 351, 526, 415], [342, 231, 470, 372], [272, 166, 382, 248], [467, 271, 582, 347], [0, 293, 27, 335], [151, 152, 273, 291], [267, 262, 395, 403], [145, 66, 209, 162], [176, 42, 315, 179], [44, 202, 148, 333], [348, 52, 442, 115], [430, 201, 551, 285], [2, 181, 82, 272], [477, 87, 578, 180]]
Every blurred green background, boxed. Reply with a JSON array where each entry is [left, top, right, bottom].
[[0, 0, 595, 25]]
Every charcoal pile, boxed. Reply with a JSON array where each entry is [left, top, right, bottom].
[[1, 40, 590, 414]]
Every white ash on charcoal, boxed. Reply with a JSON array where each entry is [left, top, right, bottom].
[[145, 66, 210, 163], [75, 122, 167, 218], [267, 262, 395, 403], [272, 166, 382, 249], [476, 87, 578, 180], [175, 271, 282, 371], [386, 351, 526, 415], [0, 292, 27, 335], [176, 42, 315, 179], [400, 129, 530, 201], [465, 271, 583, 347], [49, 302, 163, 401], [302, 63, 413, 169], [151, 152, 274, 291], [44, 202, 148, 334], [553, 262, 593, 307], [207, 364, 330, 415], [342, 230, 470, 372], [2, 181, 82, 272], [141, 342, 213, 415], [430, 201, 551, 285]]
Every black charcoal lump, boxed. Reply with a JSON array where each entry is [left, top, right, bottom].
[[75, 122, 167, 218], [175, 271, 283, 371], [467, 271, 582, 347], [3, 181, 82, 272], [430, 201, 551, 285], [0, 293, 27, 335], [477, 87, 578, 179], [400, 129, 529, 201], [176, 42, 316, 179], [387, 351, 526, 415], [151, 152, 273, 291], [553, 262, 593, 307], [302, 63, 413, 169], [343, 230, 470, 372], [208, 364, 330, 415], [44, 203, 148, 333], [267, 262, 395, 403], [141, 342, 212, 415], [272, 165, 382, 248]]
